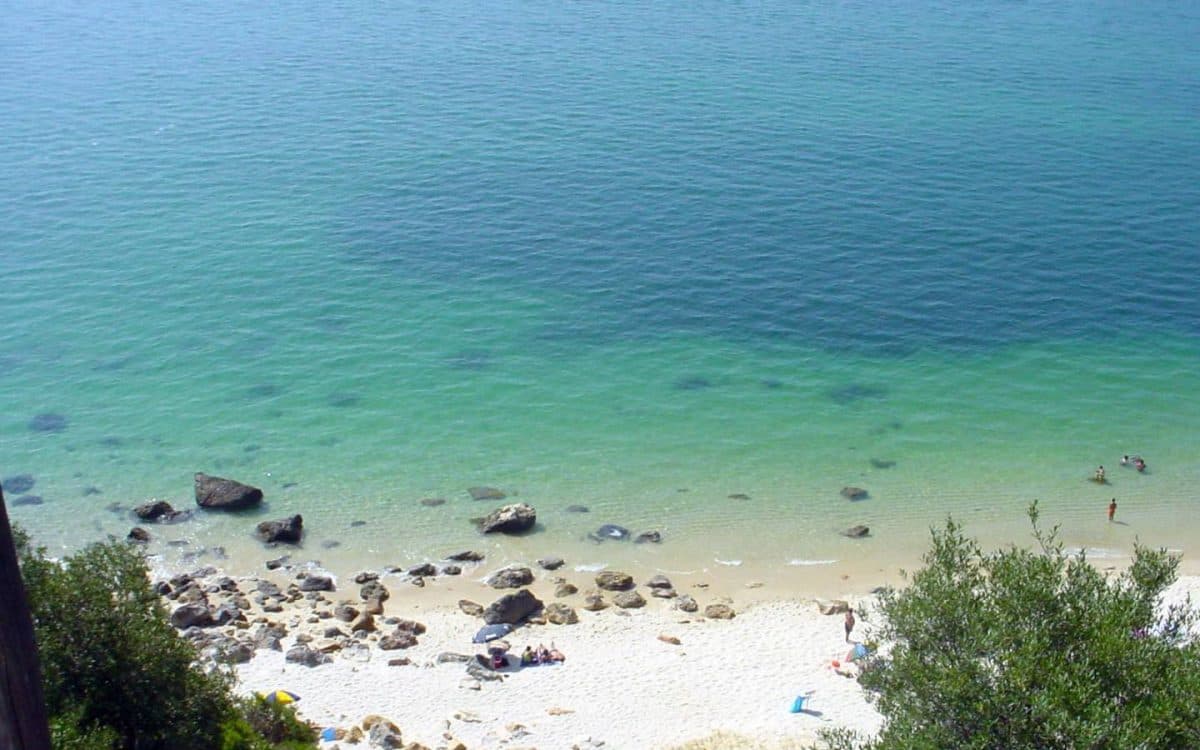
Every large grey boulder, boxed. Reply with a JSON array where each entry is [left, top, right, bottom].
[[194, 473, 263, 511], [170, 603, 214, 629], [285, 644, 331, 667], [483, 589, 543, 625], [488, 566, 534, 589], [479, 503, 537, 534], [256, 515, 303, 544]]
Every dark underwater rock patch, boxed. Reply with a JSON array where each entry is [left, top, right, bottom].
[[2, 474, 36, 494], [673, 376, 712, 391], [13, 495, 43, 506], [328, 392, 362, 408], [827, 383, 888, 405], [29, 413, 68, 432], [869, 458, 896, 469], [245, 383, 283, 399]]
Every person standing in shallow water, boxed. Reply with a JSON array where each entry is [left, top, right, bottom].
[[844, 608, 856, 642], [1108, 498, 1117, 522]]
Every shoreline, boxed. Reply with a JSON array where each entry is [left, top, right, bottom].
[[159, 541, 1200, 749]]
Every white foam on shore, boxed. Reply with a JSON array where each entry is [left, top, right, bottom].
[[714, 558, 743, 566], [789, 558, 839, 567], [573, 562, 609, 572]]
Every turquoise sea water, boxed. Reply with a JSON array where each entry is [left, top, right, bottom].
[[2, 1, 1198, 589]]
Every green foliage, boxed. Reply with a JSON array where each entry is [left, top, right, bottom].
[[48, 709, 119, 750], [239, 696, 319, 747], [825, 504, 1200, 750], [13, 528, 317, 750]]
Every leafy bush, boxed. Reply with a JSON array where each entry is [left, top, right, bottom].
[[823, 504, 1200, 750], [14, 529, 317, 750]]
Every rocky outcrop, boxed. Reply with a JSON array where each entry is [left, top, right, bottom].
[[285, 644, 332, 667], [818, 599, 851, 615], [555, 582, 578, 598], [675, 594, 699, 613], [379, 631, 418, 650], [595, 571, 634, 591], [194, 473, 263, 511], [613, 591, 646, 609], [256, 515, 303, 544], [407, 562, 437, 577], [127, 527, 151, 543], [459, 599, 485, 617], [488, 566, 534, 589], [582, 591, 607, 611], [446, 550, 485, 562], [482, 589, 543, 625], [479, 503, 536, 534], [537, 556, 565, 570], [704, 603, 735, 619], [590, 524, 629, 541], [298, 573, 334, 592], [170, 603, 214, 629], [544, 602, 579, 624], [840, 486, 869, 501], [646, 575, 673, 589], [134, 500, 190, 523]]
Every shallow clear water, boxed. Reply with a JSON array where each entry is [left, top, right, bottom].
[[2, 0, 1198, 587]]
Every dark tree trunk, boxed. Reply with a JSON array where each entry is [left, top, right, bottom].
[[0, 485, 52, 749]]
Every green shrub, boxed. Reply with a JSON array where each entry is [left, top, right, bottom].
[[821, 504, 1200, 750], [14, 529, 317, 750]]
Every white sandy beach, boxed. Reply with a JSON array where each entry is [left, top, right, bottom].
[[235, 588, 882, 749], [230, 570, 1200, 750]]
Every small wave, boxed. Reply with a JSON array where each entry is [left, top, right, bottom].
[[788, 558, 838, 567], [1066, 547, 1125, 559], [574, 562, 608, 572], [714, 558, 743, 567]]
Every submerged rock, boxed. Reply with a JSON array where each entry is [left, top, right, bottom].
[[468, 486, 506, 501], [256, 515, 303, 544], [28, 413, 68, 433], [840, 486, 869, 501], [2, 474, 36, 494], [590, 524, 630, 542], [194, 473, 263, 511], [841, 525, 870, 538]]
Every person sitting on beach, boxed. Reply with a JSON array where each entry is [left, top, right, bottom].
[[546, 644, 565, 662], [1095, 465, 1106, 482], [521, 646, 536, 666]]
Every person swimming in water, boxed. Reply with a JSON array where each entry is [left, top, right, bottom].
[[1134, 457, 1146, 472], [1095, 466, 1106, 483]]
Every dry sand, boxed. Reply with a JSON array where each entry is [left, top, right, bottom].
[[233, 572, 1200, 750]]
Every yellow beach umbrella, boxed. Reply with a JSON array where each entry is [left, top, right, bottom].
[[260, 690, 299, 705]]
